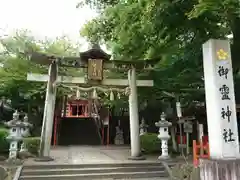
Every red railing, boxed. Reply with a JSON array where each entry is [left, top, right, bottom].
[[193, 140, 210, 166]]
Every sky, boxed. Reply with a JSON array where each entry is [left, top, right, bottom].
[[0, 0, 98, 50]]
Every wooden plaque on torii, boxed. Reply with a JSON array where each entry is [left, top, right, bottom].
[[87, 59, 103, 81]]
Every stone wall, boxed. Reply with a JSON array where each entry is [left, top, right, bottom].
[[200, 158, 240, 180]]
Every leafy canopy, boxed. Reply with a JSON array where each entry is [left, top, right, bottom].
[[0, 30, 81, 110], [80, 0, 240, 104]]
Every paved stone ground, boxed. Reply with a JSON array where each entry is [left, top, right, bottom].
[[24, 146, 190, 179], [25, 145, 191, 165], [25, 145, 171, 165], [104, 177, 169, 180]]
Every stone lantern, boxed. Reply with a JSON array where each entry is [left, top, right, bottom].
[[114, 120, 124, 145], [5, 110, 23, 159], [5, 111, 32, 159], [139, 118, 148, 136], [155, 112, 172, 159], [20, 114, 32, 152]]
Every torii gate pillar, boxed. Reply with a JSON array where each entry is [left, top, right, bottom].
[[128, 68, 143, 159], [36, 61, 58, 161]]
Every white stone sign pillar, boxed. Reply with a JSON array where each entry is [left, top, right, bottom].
[[203, 39, 239, 158]]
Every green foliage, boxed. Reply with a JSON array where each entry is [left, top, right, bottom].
[[77, 0, 119, 10], [79, 0, 226, 103], [0, 123, 6, 128], [140, 133, 161, 154], [0, 128, 9, 154], [170, 164, 200, 180], [140, 133, 176, 154], [23, 137, 40, 155], [80, 0, 240, 104], [188, 0, 240, 21], [0, 30, 84, 119]]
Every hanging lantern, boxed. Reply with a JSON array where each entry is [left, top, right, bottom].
[[110, 90, 114, 101], [92, 88, 98, 99]]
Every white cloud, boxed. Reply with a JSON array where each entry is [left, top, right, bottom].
[[0, 1, 113, 53]]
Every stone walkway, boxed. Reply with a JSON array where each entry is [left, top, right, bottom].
[[23, 146, 189, 179], [25, 145, 167, 165]]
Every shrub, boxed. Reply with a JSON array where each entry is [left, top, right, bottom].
[[140, 133, 174, 154], [140, 133, 161, 154], [23, 137, 40, 156], [0, 128, 9, 154], [170, 163, 200, 180], [0, 123, 5, 128]]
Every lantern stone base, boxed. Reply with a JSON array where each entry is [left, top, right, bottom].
[[128, 155, 146, 160], [34, 156, 54, 162], [200, 158, 240, 180], [158, 155, 170, 160]]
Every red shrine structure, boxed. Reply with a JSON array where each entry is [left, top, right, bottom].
[[53, 96, 111, 146], [63, 99, 90, 118], [52, 44, 112, 146]]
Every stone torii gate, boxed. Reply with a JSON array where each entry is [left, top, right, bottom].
[[27, 44, 158, 161]]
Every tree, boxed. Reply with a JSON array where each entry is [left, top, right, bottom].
[[80, 0, 240, 104], [188, 0, 240, 68], [0, 30, 81, 127]]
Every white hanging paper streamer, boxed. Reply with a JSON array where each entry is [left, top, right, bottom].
[[76, 90, 80, 99], [117, 92, 121, 99], [92, 88, 98, 99], [125, 87, 130, 95], [110, 91, 114, 101]]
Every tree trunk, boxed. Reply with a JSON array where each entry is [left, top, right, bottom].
[[170, 99, 178, 152], [170, 126, 178, 152]]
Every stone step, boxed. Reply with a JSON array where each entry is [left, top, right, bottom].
[[21, 166, 165, 176], [23, 162, 164, 170], [19, 170, 168, 180], [19, 161, 176, 179]]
